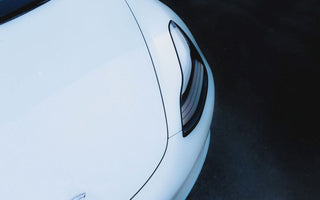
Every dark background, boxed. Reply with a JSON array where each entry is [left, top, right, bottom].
[[161, 0, 320, 199]]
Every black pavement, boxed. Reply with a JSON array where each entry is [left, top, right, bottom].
[[161, 0, 320, 199]]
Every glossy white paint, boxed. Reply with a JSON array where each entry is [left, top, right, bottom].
[[126, 0, 212, 138], [127, 0, 215, 199], [1, 0, 215, 199], [126, 0, 184, 137], [132, 63, 215, 199], [0, 0, 167, 199]]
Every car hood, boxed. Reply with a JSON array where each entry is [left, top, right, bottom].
[[0, 0, 167, 199]]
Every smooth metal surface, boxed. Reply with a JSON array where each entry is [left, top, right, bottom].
[[0, 0, 167, 199]]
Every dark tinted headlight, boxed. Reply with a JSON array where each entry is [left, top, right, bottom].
[[169, 21, 208, 137]]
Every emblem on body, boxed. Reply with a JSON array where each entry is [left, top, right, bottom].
[[72, 193, 86, 200]]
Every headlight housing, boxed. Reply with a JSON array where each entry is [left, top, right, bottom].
[[169, 21, 209, 137]]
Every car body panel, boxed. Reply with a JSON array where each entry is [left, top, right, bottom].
[[126, 0, 215, 199], [0, 0, 167, 199], [126, 0, 213, 138], [132, 63, 214, 199], [126, 0, 183, 137]]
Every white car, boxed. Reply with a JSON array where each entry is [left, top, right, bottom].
[[0, 0, 215, 199]]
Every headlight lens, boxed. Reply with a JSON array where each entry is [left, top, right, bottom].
[[169, 21, 208, 137]]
